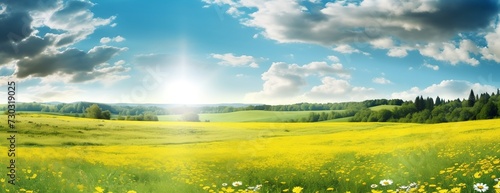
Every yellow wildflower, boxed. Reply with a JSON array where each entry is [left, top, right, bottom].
[[95, 186, 104, 193], [474, 172, 483, 178], [292, 186, 303, 193]]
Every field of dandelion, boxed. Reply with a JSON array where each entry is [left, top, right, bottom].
[[0, 113, 499, 193]]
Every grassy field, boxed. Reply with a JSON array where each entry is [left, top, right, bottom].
[[157, 105, 399, 123], [369, 105, 400, 111], [0, 114, 499, 192], [158, 110, 344, 122]]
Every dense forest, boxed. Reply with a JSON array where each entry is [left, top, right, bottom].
[[350, 89, 500, 123]]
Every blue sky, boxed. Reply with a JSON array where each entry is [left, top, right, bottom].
[[1, 0, 500, 104]]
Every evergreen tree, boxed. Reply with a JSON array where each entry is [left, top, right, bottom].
[[415, 96, 421, 111], [435, 96, 442, 106], [425, 97, 434, 111], [468, 89, 476, 107]]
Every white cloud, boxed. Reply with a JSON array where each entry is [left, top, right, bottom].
[[391, 80, 497, 101], [333, 44, 369, 55], [370, 37, 394, 49], [372, 77, 392, 84], [100, 37, 111, 44], [304, 77, 376, 102], [226, 6, 244, 17], [481, 24, 500, 62], [114, 60, 126, 65], [100, 36, 125, 44], [253, 34, 259, 39], [245, 61, 351, 104], [327, 55, 340, 62], [418, 39, 480, 66], [114, 36, 125, 42], [211, 53, 259, 68], [423, 63, 439, 71], [370, 37, 411, 57], [387, 47, 409, 58]]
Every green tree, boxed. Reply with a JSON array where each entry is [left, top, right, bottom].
[[425, 97, 434, 111], [377, 109, 393, 122], [308, 112, 320, 122], [415, 96, 425, 111], [85, 104, 103, 119], [144, 111, 159, 121], [101, 110, 111, 120], [459, 108, 474, 121], [435, 96, 442, 106], [182, 112, 200, 122], [477, 101, 498, 120], [468, 89, 476, 107]]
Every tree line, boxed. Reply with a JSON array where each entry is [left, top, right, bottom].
[[200, 99, 404, 113], [3, 102, 163, 122], [5, 102, 168, 116], [85, 104, 159, 121], [350, 89, 500, 123]]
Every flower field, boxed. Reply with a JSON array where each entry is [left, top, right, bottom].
[[0, 114, 499, 192]]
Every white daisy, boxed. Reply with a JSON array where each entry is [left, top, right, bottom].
[[232, 181, 243, 187], [222, 183, 228, 187], [380, 179, 393, 186], [370, 184, 378, 188], [473, 183, 488, 192]]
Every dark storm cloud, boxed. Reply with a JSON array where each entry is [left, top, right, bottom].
[[421, 0, 498, 31], [0, 0, 125, 82], [0, 11, 32, 44], [16, 46, 125, 79], [399, 0, 500, 40]]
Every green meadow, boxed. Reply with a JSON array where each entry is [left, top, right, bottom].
[[0, 113, 498, 193]]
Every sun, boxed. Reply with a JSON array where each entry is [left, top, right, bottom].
[[164, 78, 203, 104]]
